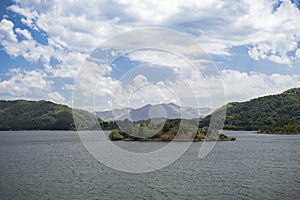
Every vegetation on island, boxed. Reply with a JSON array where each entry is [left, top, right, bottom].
[[109, 119, 236, 141]]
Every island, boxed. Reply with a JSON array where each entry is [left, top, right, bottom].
[[109, 119, 236, 142]]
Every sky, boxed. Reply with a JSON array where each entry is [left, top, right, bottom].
[[0, 0, 300, 111]]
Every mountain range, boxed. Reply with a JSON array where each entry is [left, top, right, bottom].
[[96, 103, 212, 121], [0, 88, 299, 134]]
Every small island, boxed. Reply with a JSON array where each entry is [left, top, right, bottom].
[[109, 119, 236, 142]]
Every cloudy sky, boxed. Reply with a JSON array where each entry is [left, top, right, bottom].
[[0, 0, 300, 111]]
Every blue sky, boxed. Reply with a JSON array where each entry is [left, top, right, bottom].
[[0, 0, 300, 111]]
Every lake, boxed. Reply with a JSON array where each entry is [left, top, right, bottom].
[[0, 131, 299, 199]]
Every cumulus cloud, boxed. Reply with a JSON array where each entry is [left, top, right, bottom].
[[0, 68, 53, 96], [104, 68, 300, 110], [109, 73, 179, 109], [8, 1, 126, 52], [5, 0, 300, 67], [133, 74, 148, 87], [47, 92, 65, 104], [221, 69, 300, 102], [128, 50, 191, 69], [295, 48, 300, 60], [7, 0, 300, 65], [0, 19, 17, 42], [15, 28, 32, 40], [0, 19, 87, 78], [1, 0, 300, 109]]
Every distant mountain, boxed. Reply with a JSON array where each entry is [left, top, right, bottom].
[[0, 100, 109, 131], [199, 88, 300, 133], [95, 107, 133, 122], [96, 103, 212, 121]]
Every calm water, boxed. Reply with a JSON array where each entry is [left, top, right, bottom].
[[0, 131, 299, 200]]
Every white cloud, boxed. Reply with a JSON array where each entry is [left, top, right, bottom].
[[0, 68, 53, 96], [221, 69, 300, 102], [0, 19, 51, 62], [75, 60, 114, 95], [118, 0, 184, 23], [20, 17, 34, 28], [0, 19, 17, 42], [47, 92, 65, 103], [295, 49, 300, 60], [107, 68, 300, 110], [133, 74, 148, 87], [110, 74, 178, 109], [15, 28, 32, 40], [62, 84, 74, 91], [46, 50, 87, 78], [95, 76, 119, 96], [6, 0, 300, 67], [128, 50, 191, 68], [0, 19, 87, 78], [1, 0, 300, 109], [9, 1, 126, 52]]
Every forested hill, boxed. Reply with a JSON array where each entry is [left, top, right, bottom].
[[199, 88, 300, 133], [0, 100, 115, 131]]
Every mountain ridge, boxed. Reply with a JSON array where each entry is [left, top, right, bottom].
[[96, 103, 212, 121], [0, 87, 299, 134]]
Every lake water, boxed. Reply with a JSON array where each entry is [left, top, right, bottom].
[[0, 131, 299, 199]]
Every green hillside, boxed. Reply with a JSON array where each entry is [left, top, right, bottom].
[[259, 116, 300, 134], [200, 88, 300, 133], [0, 100, 113, 130]]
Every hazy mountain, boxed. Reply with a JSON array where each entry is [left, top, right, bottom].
[[95, 107, 133, 122], [96, 103, 212, 121]]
